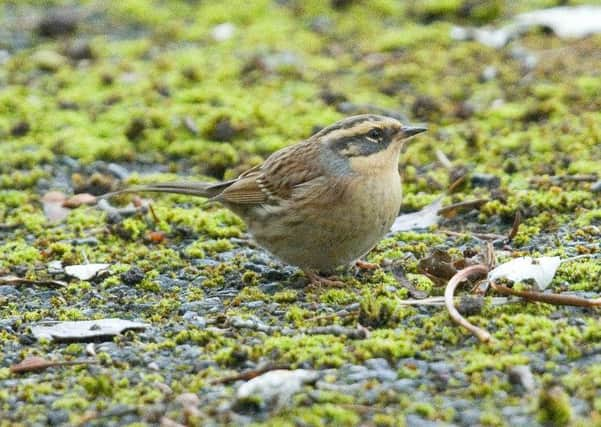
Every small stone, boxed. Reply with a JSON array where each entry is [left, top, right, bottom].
[[0, 50, 10, 65], [47, 260, 64, 275], [236, 369, 318, 410], [66, 39, 94, 60], [37, 9, 79, 37], [392, 378, 416, 393], [406, 414, 453, 427], [471, 172, 501, 188], [208, 118, 237, 142], [481, 65, 497, 81], [121, 266, 145, 286], [10, 121, 30, 137], [591, 180, 601, 193], [457, 295, 484, 316], [364, 358, 390, 371], [243, 301, 265, 309], [508, 365, 536, 392], [106, 163, 130, 179], [47, 410, 69, 426]]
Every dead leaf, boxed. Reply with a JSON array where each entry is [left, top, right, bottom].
[[63, 193, 97, 208], [236, 369, 318, 409], [0, 275, 66, 288], [437, 199, 489, 219], [64, 263, 110, 281], [31, 318, 148, 342], [391, 198, 442, 232], [452, 6, 601, 48], [417, 249, 458, 284], [388, 263, 428, 299], [146, 230, 166, 244], [10, 356, 97, 374], [488, 256, 561, 290]]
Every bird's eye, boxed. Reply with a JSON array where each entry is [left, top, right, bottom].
[[367, 128, 384, 142]]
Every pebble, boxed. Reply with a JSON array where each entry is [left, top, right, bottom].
[[180, 297, 222, 314], [121, 266, 145, 286], [508, 365, 536, 392], [406, 414, 453, 427], [65, 39, 94, 60], [106, 163, 130, 179], [392, 379, 416, 393], [236, 369, 318, 410], [591, 180, 601, 193], [458, 409, 482, 426], [471, 172, 501, 188]]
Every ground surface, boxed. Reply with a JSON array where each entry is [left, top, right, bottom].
[[1, 0, 601, 426]]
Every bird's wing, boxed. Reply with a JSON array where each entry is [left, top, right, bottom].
[[216, 140, 324, 205]]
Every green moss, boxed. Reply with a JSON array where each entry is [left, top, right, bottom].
[[537, 385, 572, 426]]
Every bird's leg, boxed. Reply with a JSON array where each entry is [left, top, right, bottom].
[[355, 260, 380, 270], [303, 270, 345, 288]]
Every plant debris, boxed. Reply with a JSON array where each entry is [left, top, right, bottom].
[[10, 356, 97, 374], [391, 198, 442, 232], [488, 256, 561, 290], [0, 275, 67, 288], [64, 263, 110, 281], [30, 319, 149, 342]]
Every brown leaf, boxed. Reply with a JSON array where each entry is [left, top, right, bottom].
[[417, 249, 458, 284], [10, 356, 96, 374], [146, 230, 166, 244], [437, 198, 489, 219], [63, 193, 97, 208], [0, 275, 66, 288]]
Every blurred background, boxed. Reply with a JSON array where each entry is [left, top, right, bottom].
[[2, 0, 599, 206]]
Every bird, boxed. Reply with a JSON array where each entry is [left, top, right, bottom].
[[104, 114, 426, 286]]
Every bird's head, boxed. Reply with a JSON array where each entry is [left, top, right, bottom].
[[315, 114, 427, 174]]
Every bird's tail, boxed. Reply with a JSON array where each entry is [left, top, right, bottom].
[[98, 180, 234, 200]]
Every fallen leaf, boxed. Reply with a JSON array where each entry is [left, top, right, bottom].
[[30, 318, 148, 342], [391, 198, 442, 232], [146, 230, 166, 244], [64, 263, 110, 281], [10, 356, 97, 374], [488, 256, 561, 290], [437, 198, 489, 219], [452, 6, 601, 48], [0, 275, 66, 288], [63, 193, 97, 208], [236, 369, 318, 409], [417, 249, 458, 284], [42, 190, 69, 222]]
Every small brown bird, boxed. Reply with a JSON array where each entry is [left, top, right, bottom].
[[107, 114, 426, 286]]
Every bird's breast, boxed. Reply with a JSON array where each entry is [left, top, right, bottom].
[[246, 171, 402, 271]]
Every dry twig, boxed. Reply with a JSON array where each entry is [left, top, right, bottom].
[[444, 264, 492, 343], [209, 364, 290, 385], [490, 281, 601, 308], [0, 276, 66, 288], [10, 356, 97, 374]]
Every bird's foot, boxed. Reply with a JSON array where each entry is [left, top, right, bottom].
[[355, 260, 380, 270], [304, 270, 345, 289]]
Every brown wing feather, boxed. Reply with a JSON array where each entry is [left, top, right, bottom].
[[215, 139, 324, 205]]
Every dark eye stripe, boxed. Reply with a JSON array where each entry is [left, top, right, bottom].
[[330, 130, 392, 157]]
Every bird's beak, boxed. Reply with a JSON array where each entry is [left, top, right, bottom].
[[401, 124, 427, 138]]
